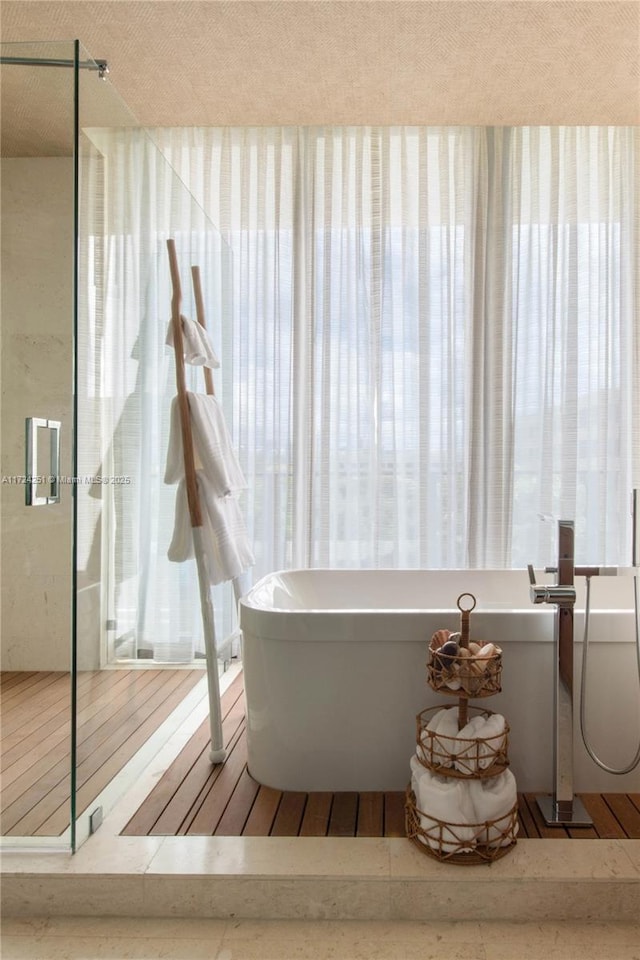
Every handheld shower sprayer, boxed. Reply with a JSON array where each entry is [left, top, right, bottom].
[[579, 490, 640, 776]]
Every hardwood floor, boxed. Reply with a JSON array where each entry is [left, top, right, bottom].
[[122, 672, 640, 840], [4, 668, 637, 841], [0, 668, 204, 837]]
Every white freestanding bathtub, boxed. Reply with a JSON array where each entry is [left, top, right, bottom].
[[239, 569, 640, 793]]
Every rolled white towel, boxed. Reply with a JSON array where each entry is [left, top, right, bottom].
[[409, 752, 425, 798], [468, 769, 518, 847], [420, 707, 459, 767], [454, 714, 487, 775], [412, 764, 476, 853], [425, 708, 449, 732], [455, 713, 507, 774], [433, 707, 461, 764], [479, 713, 507, 770]]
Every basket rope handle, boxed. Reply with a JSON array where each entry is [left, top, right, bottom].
[[456, 593, 476, 729], [456, 592, 476, 649]]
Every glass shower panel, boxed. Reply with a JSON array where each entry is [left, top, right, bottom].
[[73, 48, 234, 849], [0, 41, 78, 847], [1, 39, 234, 852]]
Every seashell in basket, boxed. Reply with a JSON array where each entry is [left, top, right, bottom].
[[428, 626, 502, 697], [430, 631, 461, 665], [475, 642, 499, 666], [459, 659, 485, 696], [436, 640, 459, 668], [459, 647, 502, 695], [431, 628, 452, 645]]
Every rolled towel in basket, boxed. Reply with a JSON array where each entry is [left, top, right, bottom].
[[434, 707, 461, 763], [420, 707, 460, 767], [468, 769, 518, 847], [454, 714, 487, 775], [479, 713, 507, 770], [409, 752, 424, 798], [425, 708, 448, 732], [455, 713, 507, 774], [410, 759, 476, 852]]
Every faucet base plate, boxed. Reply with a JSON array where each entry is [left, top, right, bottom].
[[536, 795, 593, 827]]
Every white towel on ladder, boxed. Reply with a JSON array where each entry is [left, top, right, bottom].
[[166, 315, 220, 369], [164, 393, 247, 495], [168, 471, 255, 585]]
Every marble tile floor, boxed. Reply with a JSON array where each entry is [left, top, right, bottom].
[[2, 917, 640, 960], [2, 834, 639, 923]]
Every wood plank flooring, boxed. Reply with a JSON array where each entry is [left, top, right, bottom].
[[0, 668, 204, 837], [122, 672, 640, 839]]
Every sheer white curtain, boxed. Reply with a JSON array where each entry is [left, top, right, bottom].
[[155, 125, 638, 573], [506, 127, 639, 567], [94, 125, 638, 659], [83, 128, 235, 659]]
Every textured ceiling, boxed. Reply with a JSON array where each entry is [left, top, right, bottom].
[[1, 0, 639, 156]]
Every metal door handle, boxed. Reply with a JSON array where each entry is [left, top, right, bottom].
[[25, 417, 61, 506]]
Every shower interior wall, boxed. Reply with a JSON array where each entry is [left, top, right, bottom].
[[1, 157, 76, 670], [1, 154, 105, 673]]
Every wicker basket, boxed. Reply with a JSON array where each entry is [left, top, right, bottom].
[[405, 786, 518, 864], [415, 705, 510, 778], [427, 632, 502, 697]]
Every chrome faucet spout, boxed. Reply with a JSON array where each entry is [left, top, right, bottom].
[[527, 564, 575, 605]]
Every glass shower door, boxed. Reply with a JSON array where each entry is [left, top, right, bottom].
[[1, 39, 235, 852], [72, 50, 235, 850], [0, 41, 79, 847]]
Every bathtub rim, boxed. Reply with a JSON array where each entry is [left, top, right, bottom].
[[238, 567, 636, 644]]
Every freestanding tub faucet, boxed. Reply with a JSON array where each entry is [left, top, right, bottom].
[[527, 520, 594, 827]]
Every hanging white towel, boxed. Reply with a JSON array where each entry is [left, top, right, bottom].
[[468, 770, 518, 847], [164, 393, 247, 495], [168, 471, 255, 585], [409, 757, 477, 852], [166, 314, 220, 369]]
